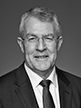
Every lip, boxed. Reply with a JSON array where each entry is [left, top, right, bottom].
[[34, 55, 48, 58], [34, 55, 49, 61]]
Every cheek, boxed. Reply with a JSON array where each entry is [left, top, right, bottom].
[[24, 43, 36, 54], [47, 42, 57, 53]]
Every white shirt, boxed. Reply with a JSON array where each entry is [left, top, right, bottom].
[[24, 63, 60, 108]]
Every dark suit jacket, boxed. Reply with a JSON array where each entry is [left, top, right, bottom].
[[0, 62, 81, 108]]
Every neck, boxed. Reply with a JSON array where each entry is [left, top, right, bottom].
[[38, 67, 54, 79]]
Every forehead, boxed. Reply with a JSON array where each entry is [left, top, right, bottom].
[[24, 16, 54, 35]]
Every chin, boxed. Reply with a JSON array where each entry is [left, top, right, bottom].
[[36, 66, 49, 71], [32, 61, 52, 71]]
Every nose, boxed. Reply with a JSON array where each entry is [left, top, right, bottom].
[[36, 38, 46, 52]]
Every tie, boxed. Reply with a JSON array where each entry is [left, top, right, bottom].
[[40, 80, 55, 108]]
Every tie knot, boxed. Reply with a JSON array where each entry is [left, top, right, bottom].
[[40, 80, 51, 88]]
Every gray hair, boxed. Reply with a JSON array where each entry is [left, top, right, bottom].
[[19, 7, 61, 38]]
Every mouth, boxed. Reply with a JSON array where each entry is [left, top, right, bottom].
[[34, 55, 49, 59]]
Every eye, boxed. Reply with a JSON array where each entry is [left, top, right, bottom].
[[28, 36, 37, 41], [45, 36, 54, 41], [46, 37, 53, 40]]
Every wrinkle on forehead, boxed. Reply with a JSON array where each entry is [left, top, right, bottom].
[[24, 16, 54, 37]]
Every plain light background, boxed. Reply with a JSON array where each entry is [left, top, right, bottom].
[[0, 0, 81, 77]]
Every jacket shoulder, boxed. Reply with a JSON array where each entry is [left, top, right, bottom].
[[0, 68, 17, 86], [61, 69, 81, 82], [56, 67, 81, 90]]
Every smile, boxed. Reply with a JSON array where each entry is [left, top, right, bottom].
[[34, 55, 49, 59]]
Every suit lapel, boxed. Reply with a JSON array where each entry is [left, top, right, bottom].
[[14, 63, 39, 108], [56, 67, 72, 108]]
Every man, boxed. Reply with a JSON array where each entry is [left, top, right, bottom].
[[0, 7, 81, 108]]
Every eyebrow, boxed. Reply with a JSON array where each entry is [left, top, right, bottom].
[[26, 33, 54, 37], [43, 34, 54, 37], [26, 33, 37, 37]]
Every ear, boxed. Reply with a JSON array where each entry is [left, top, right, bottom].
[[57, 36, 63, 51], [17, 37, 24, 53]]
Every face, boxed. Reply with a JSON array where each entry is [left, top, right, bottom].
[[18, 17, 62, 74]]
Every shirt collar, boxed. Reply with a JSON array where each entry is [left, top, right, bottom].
[[24, 63, 57, 89], [47, 66, 57, 87]]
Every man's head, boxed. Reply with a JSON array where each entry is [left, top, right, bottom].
[[17, 7, 63, 77]]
